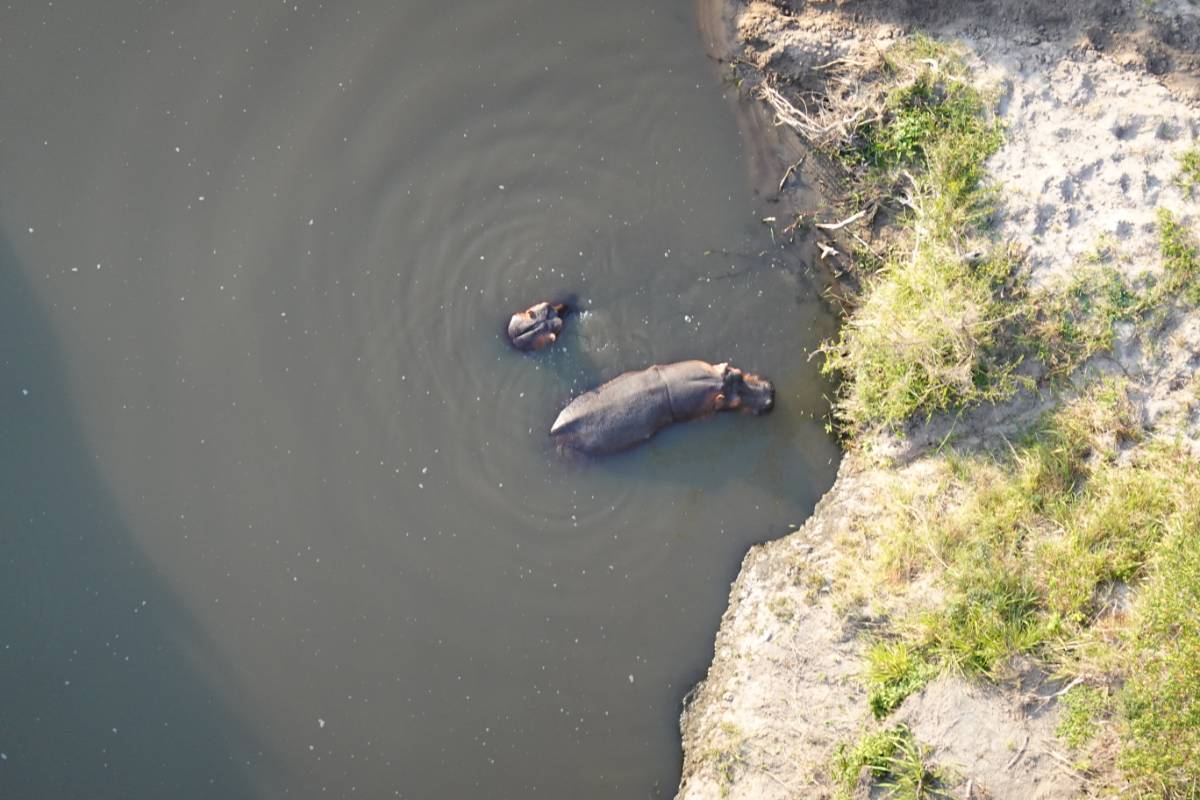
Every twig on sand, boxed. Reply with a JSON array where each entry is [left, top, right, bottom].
[[815, 208, 868, 230], [778, 156, 806, 193], [1005, 735, 1030, 770], [813, 55, 867, 72], [818, 242, 840, 260], [1043, 748, 1086, 777], [849, 231, 882, 261], [1032, 676, 1085, 713], [756, 764, 796, 793], [782, 213, 808, 237]]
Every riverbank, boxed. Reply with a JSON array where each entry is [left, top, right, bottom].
[[681, 1, 1200, 797]]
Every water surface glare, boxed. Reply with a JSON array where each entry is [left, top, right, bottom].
[[0, 1, 840, 797]]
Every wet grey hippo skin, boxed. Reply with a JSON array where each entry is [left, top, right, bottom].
[[507, 301, 567, 351], [550, 360, 774, 454]]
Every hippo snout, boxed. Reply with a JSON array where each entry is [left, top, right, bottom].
[[758, 383, 775, 415], [743, 375, 775, 415]]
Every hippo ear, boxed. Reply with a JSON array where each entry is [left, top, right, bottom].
[[714, 393, 726, 408], [720, 363, 744, 384]]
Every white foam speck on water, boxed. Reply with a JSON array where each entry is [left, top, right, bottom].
[[628, 674, 634, 684], [21, 389, 29, 396], [318, 718, 325, 729]]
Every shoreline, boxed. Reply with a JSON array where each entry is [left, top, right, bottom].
[[680, 2, 1200, 797]]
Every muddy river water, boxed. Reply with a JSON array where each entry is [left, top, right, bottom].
[[0, 1, 839, 797]]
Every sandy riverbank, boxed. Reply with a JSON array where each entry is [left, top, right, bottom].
[[680, 2, 1200, 797]]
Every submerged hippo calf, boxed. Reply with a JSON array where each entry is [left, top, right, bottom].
[[507, 301, 568, 351], [550, 360, 774, 454]]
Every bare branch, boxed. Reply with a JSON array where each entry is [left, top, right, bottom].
[[815, 209, 869, 230]]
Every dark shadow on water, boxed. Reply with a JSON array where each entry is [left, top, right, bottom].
[[0, 232, 270, 799]]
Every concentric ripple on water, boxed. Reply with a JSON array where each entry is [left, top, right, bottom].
[[0, 1, 841, 798]]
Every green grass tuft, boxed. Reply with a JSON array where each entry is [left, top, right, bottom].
[[1027, 215, 1200, 379], [1029, 265, 1142, 378], [832, 725, 950, 799], [822, 243, 1022, 430], [1117, 515, 1200, 796], [1174, 146, 1200, 197], [1058, 684, 1108, 751], [820, 36, 1020, 435], [1156, 208, 1200, 306], [865, 641, 938, 718], [705, 721, 746, 797], [918, 569, 1053, 676]]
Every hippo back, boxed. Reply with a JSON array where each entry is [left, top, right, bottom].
[[656, 360, 725, 421], [550, 367, 675, 454]]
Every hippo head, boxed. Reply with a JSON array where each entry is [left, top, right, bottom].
[[716, 363, 775, 415], [507, 301, 567, 351]]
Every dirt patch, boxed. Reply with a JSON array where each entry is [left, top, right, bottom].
[[736, 0, 1200, 100], [893, 664, 1082, 799], [676, 458, 880, 799]]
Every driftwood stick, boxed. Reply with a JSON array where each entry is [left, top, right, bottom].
[[815, 209, 868, 230], [1005, 735, 1030, 770], [778, 156, 805, 193]]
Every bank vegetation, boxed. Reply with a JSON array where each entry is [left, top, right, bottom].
[[788, 35, 1200, 798]]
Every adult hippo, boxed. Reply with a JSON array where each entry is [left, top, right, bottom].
[[507, 301, 568, 351], [550, 360, 774, 454]]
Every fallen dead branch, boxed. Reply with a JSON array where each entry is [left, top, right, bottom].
[[815, 208, 868, 230], [778, 156, 805, 193], [1005, 735, 1031, 770], [754, 82, 874, 148]]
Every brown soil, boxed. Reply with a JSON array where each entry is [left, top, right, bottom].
[[739, 0, 1200, 100]]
